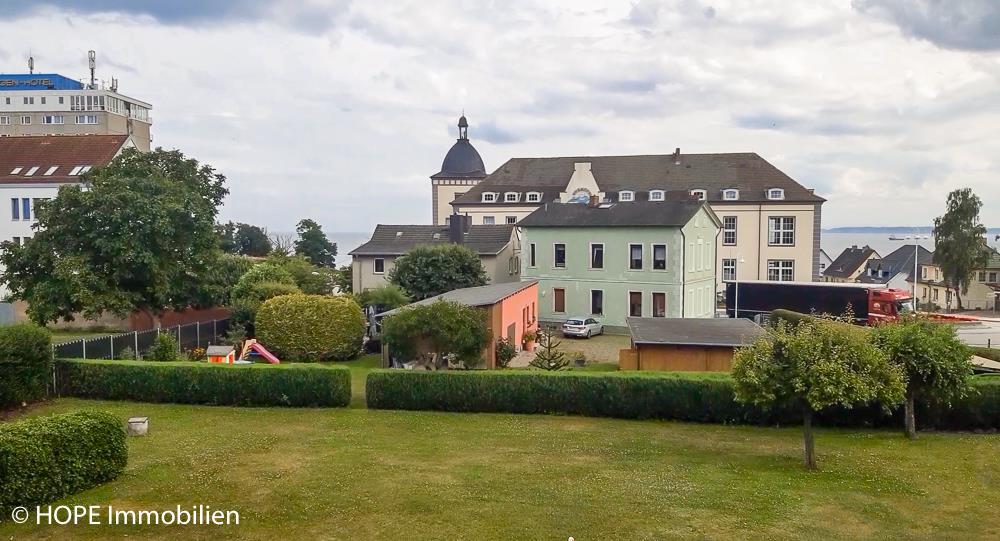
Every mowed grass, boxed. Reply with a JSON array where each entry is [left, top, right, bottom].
[[2, 398, 999, 540]]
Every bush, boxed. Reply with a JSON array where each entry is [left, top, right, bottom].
[[255, 294, 364, 361], [365, 370, 1000, 430], [0, 323, 52, 408], [56, 359, 350, 407], [381, 300, 490, 368], [495, 338, 517, 369], [231, 263, 296, 301], [146, 332, 179, 362], [355, 284, 410, 310], [0, 410, 127, 514]]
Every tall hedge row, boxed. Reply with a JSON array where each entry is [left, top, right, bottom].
[[255, 294, 364, 361], [0, 411, 127, 514], [56, 359, 350, 407], [0, 324, 52, 408], [366, 370, 1000, 430]]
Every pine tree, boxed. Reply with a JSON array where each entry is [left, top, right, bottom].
[[529, 327, 568, 371]]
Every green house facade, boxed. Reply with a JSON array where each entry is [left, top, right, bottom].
[[520, 200, 720, 332]]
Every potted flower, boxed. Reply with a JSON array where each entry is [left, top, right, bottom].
[[522, 330, 538, 352]]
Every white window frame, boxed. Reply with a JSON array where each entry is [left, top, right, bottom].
[[590, 289, 604, 315], [553, 287, 566, 314], [69, 166, 83, 176], [0, 116, 8, 125], [528, 243, 536, 268], [652, 291, 667, 318], [652, 243, 667, 271], [24, 167, 39, 177], [482, 216, 495, 225], [649, 190, 665, 201], [768, 216, 795, 246], [10, 167, 22, 175], [75, 114, 99, 125], [723, 189, 739, 201], [43, 166, 58, 176], [553, 243, 566, 269], [628, 243, 643, 270], [589, 243, 604, 270], [481, 192, 498, 203], [767, 260, 795, 282], [504, 192, 520, 203], [767, 188, 785, 200], [526, 191, 542, 203], [373, 258, 385, 274], [505, 216, 517, 225], [722, 216, 737, 246], [690, 189, 707, 200], [618, 191, 634, 202], [42, 115, 64, 125], [628, 290, 643, 318], [20, 116, 31, 125], [722, 258, 737, 282]]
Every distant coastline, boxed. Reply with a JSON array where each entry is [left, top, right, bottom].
[[824, 226, 999, 234]]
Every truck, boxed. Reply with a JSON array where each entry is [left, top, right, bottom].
[[724, 280, 914, 325]]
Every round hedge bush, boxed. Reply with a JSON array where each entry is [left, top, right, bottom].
[[230, 263, 296, 302], [255, 294, 365, 362]]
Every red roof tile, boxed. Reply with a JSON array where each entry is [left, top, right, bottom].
[[0, 135, 131, 184]]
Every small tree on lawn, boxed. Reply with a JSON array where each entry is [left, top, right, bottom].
[[529, 327, 569, 371], [380, 300, 490, 369], [873, 317, 973, 439], [732, 319, 904, 469], [388, 244, 488, 300], [495, 338, 517, 369]]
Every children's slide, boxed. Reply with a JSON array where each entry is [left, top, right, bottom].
[[249, 342, 280, 364]]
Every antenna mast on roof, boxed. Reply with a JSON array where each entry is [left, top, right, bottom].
[[28, 53, 34, 74], [88, 50, 97, 89]]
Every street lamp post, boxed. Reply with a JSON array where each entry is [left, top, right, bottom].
[[889, 233, 928, 312], [732, 255, 746, 319]]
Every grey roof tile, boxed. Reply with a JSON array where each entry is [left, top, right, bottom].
[[378, 280, 538, 317], [625, 317, 767, 347], [824, 245, 878, 279], [518, 200, 707, 228], [349, 224, 514, 256]]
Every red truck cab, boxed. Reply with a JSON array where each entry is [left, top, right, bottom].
[[868, 288, 914, 323]]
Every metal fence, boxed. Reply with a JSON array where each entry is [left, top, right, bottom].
[[54, 319, 231, 360]]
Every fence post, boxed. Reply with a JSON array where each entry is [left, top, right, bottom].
[[110, 335, 114, 360], [134, 331, 139, 359], [177, 325, 182, 353], [82, 339, 86, 360], [197, 322, 201, 348], [213, 319, 217, 342]]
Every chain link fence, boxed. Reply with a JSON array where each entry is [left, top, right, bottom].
[[54, 319, 232, 360]]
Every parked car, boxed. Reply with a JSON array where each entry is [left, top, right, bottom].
[[562, 317, 603, 338]]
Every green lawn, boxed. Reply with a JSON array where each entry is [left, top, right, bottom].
[[2, 396, 999, 540], [49, 330, 119, 343]]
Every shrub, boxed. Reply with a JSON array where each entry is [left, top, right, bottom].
[[230, 263, 297, 301], [495, 338, 517, 369], [230, 265, 303, 332], [387, 244, 487, 300], [56, 359, 351, 407], [0, 323, 52, 408], [365, 370, 1000, 430], [381, 300, 490, 368], [256, 294, 364, 361], [0, 410, 127, 514], [355, 284, 410, 310], [116, 346, 136, 360], [146, 332, 179, 362], [185, 347, 207, 362]]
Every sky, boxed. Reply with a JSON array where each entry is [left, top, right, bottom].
[[0, 0, 997, 233]]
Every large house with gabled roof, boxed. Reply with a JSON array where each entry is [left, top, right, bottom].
[[429, 124, 825, 286]]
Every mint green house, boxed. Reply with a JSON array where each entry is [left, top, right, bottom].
[[519, 200, 720, 332]]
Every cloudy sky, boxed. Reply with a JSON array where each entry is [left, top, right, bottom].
[[1, 0, 997, 236]]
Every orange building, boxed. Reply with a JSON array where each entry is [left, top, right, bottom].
[[379, 280, 539, 368]]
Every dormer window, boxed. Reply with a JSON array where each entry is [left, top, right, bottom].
[[690, 189, 707, 201], [482, 192, 498, 203], [618, 191, 635, 202], [767, 188, 785, 200], [649, 190, 665, 202], [504, 192, 520, 203], [526, 192, 542, 203], [723, 189, 739, 201]]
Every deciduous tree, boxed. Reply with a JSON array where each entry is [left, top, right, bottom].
[[234, 223, 272, 257], [732, 319, 904, 469], [0, 148, 227, 326], [294, 218, 337, 267], [933, 188, 991, 310], [381, 300, 490, 368], [356, 284, 410, 310], [388, 244, 488, 300], [873, 317, 973, 438]]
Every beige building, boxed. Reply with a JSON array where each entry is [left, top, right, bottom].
[[436, 149, 824, 286], [0, 55, 152, 151], [823, 245, 880, 283], [349, 217, 521, 292], [429, 115, 487, 225]]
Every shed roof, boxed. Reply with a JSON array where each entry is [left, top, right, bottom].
[[626, 317, 766, 347], [378, 280, 538, 317]]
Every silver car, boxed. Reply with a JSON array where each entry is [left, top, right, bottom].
[[562, 317, 604, 338]]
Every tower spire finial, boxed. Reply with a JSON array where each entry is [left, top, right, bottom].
[[457, 112, 469, 140]]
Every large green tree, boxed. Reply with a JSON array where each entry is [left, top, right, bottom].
[[873, 317, 973, 439], [294, 219, 337, 267], [933, 188, 991, 310], [0, 148, 227, 325], [732, 319, 904, 469], [388, 244, 488, 300], [234, 223, 273, 257], [381, 300, 490, 368]]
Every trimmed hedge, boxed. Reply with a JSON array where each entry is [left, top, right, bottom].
[[0, 324, 53, 408], [366, 370, 1000, 430], [0, 410, 127, 514], [255, 294, 364, 361], [56, 359, 350, 407]]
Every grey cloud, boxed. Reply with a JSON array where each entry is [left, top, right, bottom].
[[853, 0, 1000, 51], [474, 121, 522, 144], [732, 112, 873, 136]]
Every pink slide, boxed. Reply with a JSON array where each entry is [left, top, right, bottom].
[[249, 343, 281, 364]]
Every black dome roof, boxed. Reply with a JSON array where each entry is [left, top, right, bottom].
[[437, 139, 486, 178]]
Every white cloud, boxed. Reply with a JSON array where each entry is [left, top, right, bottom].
[[0, 0, 997, 240]]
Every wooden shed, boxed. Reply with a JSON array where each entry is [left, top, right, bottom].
[[619, 317, 766, 372]]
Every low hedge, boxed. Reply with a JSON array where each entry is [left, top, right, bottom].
[[56, 359, 350, 407], [366, 370, 1000, 430], [0, 324, 53, 408], [0, 410, 127, 514], [971, 346, 1000, 363]]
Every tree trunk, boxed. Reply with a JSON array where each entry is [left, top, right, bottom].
[[956, 289, 964, 311], [802, 406, 817, 470], [904, 391, 917, 439]]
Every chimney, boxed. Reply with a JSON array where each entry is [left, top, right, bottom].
[[588, 195, 600, 208], [673, 147, 681, 165], [449, 214, 470, 243]]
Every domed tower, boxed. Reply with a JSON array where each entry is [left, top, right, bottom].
[[430, 114, 488, 225]]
